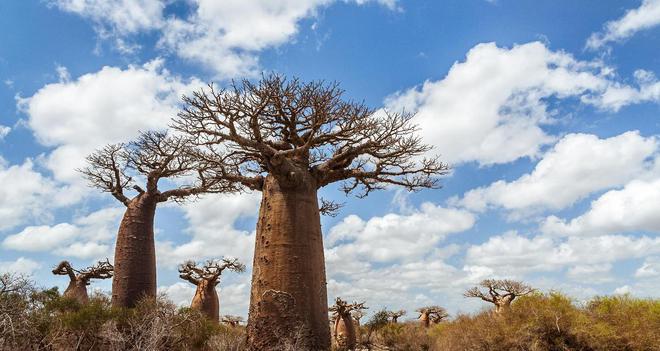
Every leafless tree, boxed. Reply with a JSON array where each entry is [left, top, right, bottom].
[[387, 309, 406, 323], [221, 315, 244, 327], [329, 298, 367, 350], [416, 306, 449, 328], [178, 258, 245, 322], [51, 259, 113, 304], [464, 279, 535, 314], [173, 75, 447, 349], [0, 272, 32, 296], [80, 131, 232, 308]]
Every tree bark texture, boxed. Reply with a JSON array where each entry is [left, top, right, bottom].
[[111, 194, 157, 308], [247, 174, 330, 350], [191, 280, 220, 322], [419, 313, 430, 328]]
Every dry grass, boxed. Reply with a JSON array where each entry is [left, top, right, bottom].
[[2, 276, 659, 351]]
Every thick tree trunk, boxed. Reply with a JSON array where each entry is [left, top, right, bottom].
[[111, 194, 157, 308], [63, 279, 89, 304], [247, 174, 330, 350], [420, 313, 430, 328], [191, 280, 220, 322], [334, 315, 356, 350]]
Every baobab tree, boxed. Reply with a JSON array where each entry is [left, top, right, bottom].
[[178, 258, 245, 322], [80, 131, 229, 308], [51, 259, 113, 304], [329, 298, 366, 350], [173, 75, 447, 349], [387, 309, 406, 323], [464, 279, 535, 314], [416, 306, 448, 328], [222, 315, 244, 327]]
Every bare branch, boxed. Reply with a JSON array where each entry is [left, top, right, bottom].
[[464, 279, 535, 306], [78, 144, 132, 206], [172, 75, 448, 195], [78, 258, 114, 282], [178, 258, 245, 286], [319, 198, 344, 217]]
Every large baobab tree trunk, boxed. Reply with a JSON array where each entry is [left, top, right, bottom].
[[112, 194, 157, 308], [191, 281, 220, 322], [247, 174, 330, 350]]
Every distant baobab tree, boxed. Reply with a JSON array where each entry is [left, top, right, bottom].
[[51, 259, 113, 304], [178, 258, 245, 322], [417, 306, 449, 328], [464, 279, 535, 314], [329, 298, 366, 350], [222, 315, 244, 327], [80, 131, 229, 308], [174, 75, 447, 349], [351, 310, 366, 327], [387, 309, 406, 323]]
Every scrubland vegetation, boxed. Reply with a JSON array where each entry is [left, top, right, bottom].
[[2, 273, 658, 351]]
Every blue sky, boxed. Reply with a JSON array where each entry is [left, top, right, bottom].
[[1, 0, 660, 320]]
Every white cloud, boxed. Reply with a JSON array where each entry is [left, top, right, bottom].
[[458, 131, 658, 215], [156, 193, 261, 268], [542, 177, 660, 236], [326, 202, 475, 263], [20, 60, 201, 190], [0, 257, 41, 275], [52, 0, 397, 77], [464, 231, 660, 276], [586, 0, 660, 50], [50, 0, 164, 37], [3, 223, 80, 252], [586, 69, 660, 111], [567, 263, 613, 284], [635, 256, 660, 278], [613, 285, 632, 295], [0, 159, 63, 231], [2, 207, 122, 259], [385, 41, 617, 166], [0, 125, 10, 140]]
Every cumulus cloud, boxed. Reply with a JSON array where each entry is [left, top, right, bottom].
[[156, 193, 261, 268], [52, 0, 398, 77], [586, 0, 660, 50], [20, 60, 201, 191], [458, 131, 658, 215], [384, 41, 622, 166], [2, 207, 123, 259], [326, 202, 475, 263], [0, 257, 41, 275], [464, 231, 660, 277], [0, 159, 65, 231], [542, 178, 660, 237]]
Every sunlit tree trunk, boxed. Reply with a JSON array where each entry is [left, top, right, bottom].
[[191, 280, 220, 322], [247, 174, 330, 350], [63, 279, 89, 304]]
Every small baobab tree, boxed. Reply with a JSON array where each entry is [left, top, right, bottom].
[[417, 306, 448, 328], [387, 309, 406, 323], [179, 258, 245, 322], [51, 259, 113, 304], [329, 298, 366, 350], [174, 75, 447, 349], [80, 131, 230, 308], [222, 315, 244, 327], [464, 279, 535, 314]]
